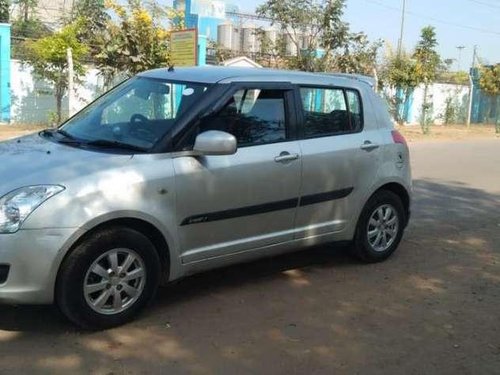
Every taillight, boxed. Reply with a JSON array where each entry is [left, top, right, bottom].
[[391, 130, 407, 146]]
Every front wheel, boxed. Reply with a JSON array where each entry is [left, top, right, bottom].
[[56, 226, 161, 329], [352, 190, 406, 263]]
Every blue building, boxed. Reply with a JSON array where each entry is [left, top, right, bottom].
[[469, 67, 500, 124], [173, 0, 238, 41], [0, 23, 11, 123]]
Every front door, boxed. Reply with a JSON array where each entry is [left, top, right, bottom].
[[173, 84, 302, 263]]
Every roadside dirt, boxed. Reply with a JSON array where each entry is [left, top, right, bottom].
[[0, 125, 45, 141], [398, 124, 499, 143]]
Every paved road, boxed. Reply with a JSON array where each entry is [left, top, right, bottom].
[[0, 139, 499, 374]]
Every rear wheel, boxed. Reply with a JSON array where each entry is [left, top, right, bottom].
[[352, 190, 406, 262], [56, 226, 161, 329]]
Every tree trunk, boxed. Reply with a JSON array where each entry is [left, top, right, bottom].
[[421, 84, 430, 134], [67, 48, 76, 117], [23, 3, 29, 23], [496, 96, 500, 134], [55, 85, 63, 126], [372, 67, 379, 93]]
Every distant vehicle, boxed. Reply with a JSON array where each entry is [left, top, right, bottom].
[[0, 67, 412, 329]]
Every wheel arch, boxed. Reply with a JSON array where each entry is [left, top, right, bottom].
[[56, 216, 173, 293], [370, 182, 411, 226]]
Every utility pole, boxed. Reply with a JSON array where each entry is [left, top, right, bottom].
[[467, 45, 478, 128], [471, 45, 478, 68], [456, 45, 465, 71], [397, 0, 407, 58], [67, 48, 76, 118]]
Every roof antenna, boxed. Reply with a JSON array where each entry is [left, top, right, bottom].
[[168, 65, 175, 72]]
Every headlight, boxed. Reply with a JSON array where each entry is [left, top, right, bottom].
[[0, 185, 65, 234]]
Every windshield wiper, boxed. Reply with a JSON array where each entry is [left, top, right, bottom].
[[40, 128, 82, 144], [40, 129, 54, 137], [56, 129, 77, 139], [84, 139, 148, 152]]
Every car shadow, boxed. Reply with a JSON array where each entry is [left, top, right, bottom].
[[152, 243, 355, 309], [0, 243, 355, 333]]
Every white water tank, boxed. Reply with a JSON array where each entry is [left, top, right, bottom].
[[217, 21, 234, 50], [242, 24, 260, 53]]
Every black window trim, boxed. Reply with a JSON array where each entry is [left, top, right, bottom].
[[345, 88, 364, 133], [150, 79, 224, 153], [173, 81, 298, 151], [296, 85, 365, 140]]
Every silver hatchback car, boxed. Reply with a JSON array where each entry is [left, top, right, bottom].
[[0, 67, 411, 328]]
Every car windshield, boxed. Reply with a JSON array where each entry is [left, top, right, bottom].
[[58, 77, 210, 151]]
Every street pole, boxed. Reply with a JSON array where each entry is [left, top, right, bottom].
[[395, 0, 407, 123], [466, 45, 478, 128], [456, 45, 465, 71], [471, 45, 477, 68], [67, 47, 75, 118], [397, 0, 406, 58]]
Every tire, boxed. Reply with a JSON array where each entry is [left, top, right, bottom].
[[56, 226, 161, 329], [352, 190, 406, 263]]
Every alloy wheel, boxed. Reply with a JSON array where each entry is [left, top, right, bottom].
[[366, 204, 399, 252], [83, 248, 146, 315]]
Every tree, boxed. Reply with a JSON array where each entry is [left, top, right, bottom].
[[11, 18, 51, 39], [330, 33, 382, 75], [10, 0, 52, 59], [69, 0, 109, 50], [256, 0, 379, 73], [438, 70, 469, 85], [0, 0, 9, 23], [479, 64, 500, 133], [24, 23, 87, 124], [71, 0, 108, 29], [255, 28, 288, 69], [413, 26, 440, 134], [94, 0, 183, 87], [256, 0, 332, 70], [13, 0, 37, 22], [10, 0, 50, 39], [379, 45, 419, 124]]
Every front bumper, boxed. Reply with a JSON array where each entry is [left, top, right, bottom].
[[0, 227, 83, 304]]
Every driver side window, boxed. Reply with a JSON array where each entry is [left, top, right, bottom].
[[198, 88, 288, 147]]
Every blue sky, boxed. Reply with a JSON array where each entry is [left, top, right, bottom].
[[235, 0, 500, 68]]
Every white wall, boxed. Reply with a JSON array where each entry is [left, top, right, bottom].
[[10, 60, 104, 125], [9, 60, 471, 127], [396, 82, 470, 125]]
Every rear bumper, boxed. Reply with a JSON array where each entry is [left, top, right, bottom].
[[0, 228, 82, 304]]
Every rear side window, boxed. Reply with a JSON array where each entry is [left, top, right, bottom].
[[299, 87, 363, 137], [199, 89, 287, 146]]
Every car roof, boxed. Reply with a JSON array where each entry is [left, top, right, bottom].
[[138, 66, 372, 89]]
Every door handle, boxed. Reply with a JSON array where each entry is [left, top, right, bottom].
[[274, 152, 299, 163], [360, 141, 380, 151]]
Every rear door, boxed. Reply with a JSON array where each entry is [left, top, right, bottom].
[[294, 85, 381, 238], [173, 83, 302, 263]]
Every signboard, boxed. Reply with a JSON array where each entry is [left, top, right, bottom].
[[170, 29, 198, 67]]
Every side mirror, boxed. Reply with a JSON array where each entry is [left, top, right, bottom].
[[193, 130, 237, 156]]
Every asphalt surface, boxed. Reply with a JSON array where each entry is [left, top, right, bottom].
[[0, 139, 499, 374]]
